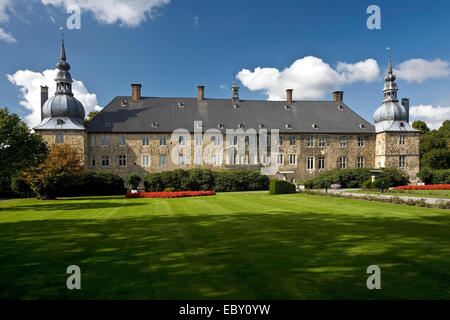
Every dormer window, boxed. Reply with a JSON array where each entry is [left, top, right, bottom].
[[359, 124, 366, 129], [312, 124, 319, 129], [151, 121, 159, 128], [285, 124, 292, 129], [218, 123, 224, 129], [233, 103, 239, 109], [178, 102, 184, 108], [338, 105, 344, 110], [56, 119, 64, 125], [258, 124, 265, 129], [399, 122, 404, 127], [121, 100, 128, 107], [238, 123, 245, 129], [284, 105, 291, 110]]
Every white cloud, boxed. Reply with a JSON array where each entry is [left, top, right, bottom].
[[7, 69, 101, 128], [237, 56, 380, 100], [0, 26, 15, 42], [0, 0, 12, 23], [0, 0, 15, 43], [41, 0, 170, 27], [410, 104, 450, 130], [395, 58, 450, 83]]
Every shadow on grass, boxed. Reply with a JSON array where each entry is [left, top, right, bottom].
[[0, 201, 145, 212], [0, 211, 449, 300]]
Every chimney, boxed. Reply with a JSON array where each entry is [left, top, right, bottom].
[[131, 84, 142, 101], [197, 86, 205, 101], [333, 91, 344, 102], [402, 98, 410, 122], [286, 89, 293, 104], [40, 86, 48, 122]]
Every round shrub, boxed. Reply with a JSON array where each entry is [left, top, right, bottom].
[[269, 179, 296, 194], [127, 173, 142, 190]]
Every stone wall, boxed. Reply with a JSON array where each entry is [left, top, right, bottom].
[[37, 130, 88, 165], [375, 131, 420, 180]]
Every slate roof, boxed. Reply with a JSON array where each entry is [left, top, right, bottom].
[[86, 96, 375, 134]]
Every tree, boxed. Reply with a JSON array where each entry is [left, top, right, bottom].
[[412, 120, 430, 134], [418, 121, 450, 170], [23, 144, 83, 199], [0, 108, 48, 195], [127, 173, 142, 190], [85, 111, 99, 122], [421, 148, 450, 170]]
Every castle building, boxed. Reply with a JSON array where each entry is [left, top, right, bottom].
[[34, 40, 420, 185]]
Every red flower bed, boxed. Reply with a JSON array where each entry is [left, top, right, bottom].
[[126, 191, 216, 198], [394, 184, 450, 190]]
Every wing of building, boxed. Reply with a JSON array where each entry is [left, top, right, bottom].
[[34, 40, 420, 184]]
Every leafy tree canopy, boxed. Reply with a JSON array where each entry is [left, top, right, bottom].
[[412, 120, 430, 134], [0, 107, 48, 193]]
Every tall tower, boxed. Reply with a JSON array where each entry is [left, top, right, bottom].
[[373, 54, 420, 180], [34, 36, 88, 164]]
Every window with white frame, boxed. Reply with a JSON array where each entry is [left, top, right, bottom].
[[91, 136, 96, 147], [339, 156, 347, 169], [228, 153, 236, 165], [195, 153, 202, 165], [213, 153, 222, 166], [101, 155, 109, 167], [55, 132, 64, 144], [289, 135, 296, 146], [249, 154, 256, 164], [178, 154, 185, 165], [289, 154, 297, 165], [159, 154, 167, 166], [142, 136, 149, 146], [399, 155, 406, 168], [214, 135, 221, 146], [238, 154, 245, 164], [318, 137, 326, 148], [230, 135, 238, 146], [101, 135, 109, 146], [262, 154, 269, 165], [118, 135, 126, 146], [159, 135, 167, 146], [178, 135, 185, 146], [307, 137, 314, 148], [399, 135, 406, 145], [358, 136, 365, 147], [141, 154, 150, 167], [339, 137, 347, 148], [119, 155, 127, 167], [279, 136, 284, 145], [195, 136, 202, 146], [277, 154, 284, 165], [307, 156, 315, 170], [318, 156, 325, 169], [357, 156, 365, 168]]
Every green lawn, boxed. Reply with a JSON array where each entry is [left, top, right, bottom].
[[344, 189, 450, 199], [0, 193, 449, 299]]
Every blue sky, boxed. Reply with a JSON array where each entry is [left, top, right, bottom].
[[1, 0, 449, 129]]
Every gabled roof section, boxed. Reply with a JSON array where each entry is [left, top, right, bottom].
[[86, 96, 375, 134]]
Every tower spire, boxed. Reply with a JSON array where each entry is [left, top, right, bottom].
[[382, 49, 398, 103], [55, 29, 73, 96]]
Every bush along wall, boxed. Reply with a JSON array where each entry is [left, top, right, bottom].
[[269, 180, 296, 195], [144, 169, 269, 192], [417, 168, 450, 185], [303, 167, 409, 189], [60, 171, 126, 197]]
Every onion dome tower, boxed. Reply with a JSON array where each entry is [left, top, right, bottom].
[[373, 55, 416, 133], [34, 37, 86, 130]]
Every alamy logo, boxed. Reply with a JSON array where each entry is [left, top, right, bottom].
[[66, 265, 81, 290], [366, 265, 381, 289], [66, 5, 81, 30], [366, 5, 381, 30]]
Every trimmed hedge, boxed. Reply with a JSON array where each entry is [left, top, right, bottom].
[[303, 167, 409, 189], [61, 171, 125, 197], [417, 168, 450, 185], [302, 168, 372, 189], [269, 179, 296, 194], [144, 169, 269, 192]]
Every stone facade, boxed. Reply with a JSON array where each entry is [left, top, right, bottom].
[[375, 131, 420, 180], [39, 130, 385, 185]]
